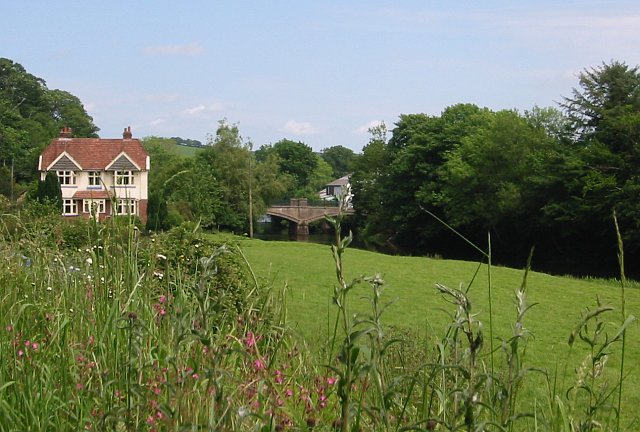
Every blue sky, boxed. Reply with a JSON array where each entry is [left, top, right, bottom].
[[3, 1, 639, 151]]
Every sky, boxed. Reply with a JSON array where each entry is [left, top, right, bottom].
[[3, 1, 640, 152]]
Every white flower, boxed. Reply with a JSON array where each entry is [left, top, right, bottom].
[[47, 286, 52, 291], [156, 254, 167, 261], [153, 271, 164, 280], [86, 257, 93, 265]]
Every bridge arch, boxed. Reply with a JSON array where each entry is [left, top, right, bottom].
[[264, 198, 353, 238]]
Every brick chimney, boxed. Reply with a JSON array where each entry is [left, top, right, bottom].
[[59, 126, 73, 138], [123, 126, 132, 139]]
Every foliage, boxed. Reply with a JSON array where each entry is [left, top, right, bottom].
[[256, 138, 318, 197], [321, 145, 358, 178], [0, 57, 98, 183], [36, 170, 62, 210]]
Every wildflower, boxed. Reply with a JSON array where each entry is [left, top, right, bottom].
[[146, 415, 155, 425], [18, 350, 24, 357], [153, 271, 164, 280], [31, 342, 39, 351], [285, 389, 293, 398], [244, 331, 257, 348], [5, 325, 13, 332], [238, 406, 249, 418], [254, 358, 266, 371], [274, 370, 283, 384], [192, 373, 199, 379], [76, 383, 84, 390], [86, 257, 93, 265], [159, 295, 167, 303], [156, 254, 167, 260], [47, 286, 53, 291], [327, 376, 337, 386]]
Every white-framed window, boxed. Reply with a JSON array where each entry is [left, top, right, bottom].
[[83, 199, 105, 215], [57, 170, 76, 185], [116, 198, 137, 216], [62, 199, 78, 215], [88, 171, 101, 187], [114, 170, 134, 185]]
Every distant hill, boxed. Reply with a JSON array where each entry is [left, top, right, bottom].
[[142, 136, 204, 158], [172, 137, 204, 148]]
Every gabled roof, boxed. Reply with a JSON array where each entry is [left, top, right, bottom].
[[326, 174, 351, 187], [48, 153, 82, 171], [39, 129, 148, 171], [106, 152, 141, 171]]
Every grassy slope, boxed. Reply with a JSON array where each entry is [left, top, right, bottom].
[[240, 238, 640, 420]]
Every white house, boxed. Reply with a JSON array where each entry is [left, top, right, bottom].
[[38, 126, 150, 223], [319, 174, 350, 201]]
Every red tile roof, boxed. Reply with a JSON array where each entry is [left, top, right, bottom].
[[72, 190, 112, 199], [40, 137, 148, 171]]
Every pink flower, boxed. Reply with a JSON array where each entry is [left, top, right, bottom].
[[159, 295, 167, 303], [5, 325, 13, 332], [245, 331, 257, 349], [274, 370, 283, 384], [153, 387, 161, 395], [192, 373, 200, 380], [17, 350, 24, 357], [31, 342, 40, 351], [327, 376, 337, 386], [285, 389, 293, 398], [146, 415, 155, 425], [25, 340, 31, 347], [254, 358, 266, 371], [76, 383, 84, 390]]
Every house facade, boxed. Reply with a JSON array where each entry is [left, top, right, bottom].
[[38, 126, 150, 223], [319, 174, 350, 201]]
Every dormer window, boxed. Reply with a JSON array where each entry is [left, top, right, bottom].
[[88, 171, 101, 187], [114, 170, 134, 186], [57, 170, 76, 185]]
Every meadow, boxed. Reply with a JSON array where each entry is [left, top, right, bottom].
[[0, 201, 637, 431]]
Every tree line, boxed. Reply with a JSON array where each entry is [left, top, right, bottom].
[[2, 56, 639, 277], [351, 61, 640, 277]]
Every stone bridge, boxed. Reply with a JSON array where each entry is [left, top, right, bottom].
[[266, 198, 354, 237]]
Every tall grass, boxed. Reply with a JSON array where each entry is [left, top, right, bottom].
[[0, 199, 637, 430]]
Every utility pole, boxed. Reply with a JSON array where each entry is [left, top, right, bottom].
[[248, 143, 254, 239]]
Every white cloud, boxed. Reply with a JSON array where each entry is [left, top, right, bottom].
[[150, 118, 166, 126], [283, 120, 318, 135], [182, 102, 224, 116], [144, 42, 206, 56], [354, 120, 384, 135], [184, 104, 206, 115]]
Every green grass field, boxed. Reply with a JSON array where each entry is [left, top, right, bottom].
[[240, 238, 640, 424]]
